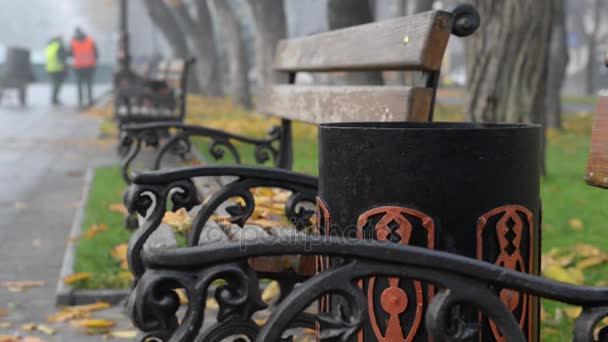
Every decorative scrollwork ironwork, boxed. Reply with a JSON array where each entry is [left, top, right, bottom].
[[125, 165, 317, 283], [130, 237, 608, 342], [119, 122, 286, 184], [125, 179, 200, 280], [183, 168, 318, 246], [129, 262, 266, 342]]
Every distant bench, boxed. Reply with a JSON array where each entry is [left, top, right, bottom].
[[114, 58, 195, 131]]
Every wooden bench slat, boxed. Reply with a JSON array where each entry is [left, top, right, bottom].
[[258, 85, 432, 124], [274, 11, 453, 72]]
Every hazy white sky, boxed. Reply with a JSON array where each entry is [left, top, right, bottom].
[[0, 0, 117, 61]]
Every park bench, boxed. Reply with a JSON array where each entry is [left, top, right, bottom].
[[117, 2, 463, 184], [114, 58, 195, 139], [122, 7, 496, 341]]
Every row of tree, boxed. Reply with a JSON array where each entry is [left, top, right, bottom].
[[142, 0, 604, 133], [141, 0, 433, 109]]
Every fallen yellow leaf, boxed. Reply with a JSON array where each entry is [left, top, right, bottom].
[[0, 281, 45, 290], [0, 336, 19, 342], [261, 281, 280, 302], [20, 323, 36, 332], [162, 208, 193, 232], [63, 273, 92, 285], [37, 324, 56, 336], [577, 256, 608, 270], [23, 337, 47, 342], [574, 244, 602, 258], [83, 223, 108, 239], [48, 301, 111, 323], [107, 330, 138, 339], [563, 306, 582, 320], [108, 203, 128, 215], [71, 319, 116, 328], [568, 218, 584, 231], [174, 289, 188, 305], [111, 244, 128, 263], [0, 309, 6, 317], [543, 264, 584, 285], [206, 298, 218, 309]]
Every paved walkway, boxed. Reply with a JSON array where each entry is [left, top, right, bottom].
[[0, 84, 132, 341]]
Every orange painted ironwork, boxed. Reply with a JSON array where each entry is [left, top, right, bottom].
[[356, 206, 434, 342], [477, 205, 534, 342]]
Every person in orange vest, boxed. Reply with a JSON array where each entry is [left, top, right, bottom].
[[70, 27, 98, 108]]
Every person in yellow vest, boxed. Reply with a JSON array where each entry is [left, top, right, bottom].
[[45, 36, 67, 105], [70, 27, 98, 108]]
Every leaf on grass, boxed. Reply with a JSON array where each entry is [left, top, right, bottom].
[[111, 244, 129, 270], [568, 218, 584, 231], [70, 319, 116, 329], [563, 306, 582, 320], [577, 256, 608, 270], [83, 223, 108, 239], [63, 273, 92, 285], [108, 203, 128, 215], [574, 244, 602, 258], [542, 264, 584, 285]]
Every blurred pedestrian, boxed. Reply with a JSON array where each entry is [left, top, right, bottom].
[[45, 36, 67, 105], [70, 27, 98, 108]]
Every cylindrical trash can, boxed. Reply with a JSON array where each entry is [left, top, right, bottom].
[[317, 122, 541, 341]]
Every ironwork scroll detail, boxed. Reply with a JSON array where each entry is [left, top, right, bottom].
[[119, 123, 284, 184]]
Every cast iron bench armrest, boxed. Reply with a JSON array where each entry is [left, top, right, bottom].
[[130, 237, 608, 342], [119, 122, 286, 184], [125, 165, 318, 280]]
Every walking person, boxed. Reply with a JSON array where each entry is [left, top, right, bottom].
[[70, 27, 98, 108], [45, 36, 67, 105]]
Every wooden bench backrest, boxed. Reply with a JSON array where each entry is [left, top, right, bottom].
[[586, 96, 608, 189], [258, 10, 455, 124]]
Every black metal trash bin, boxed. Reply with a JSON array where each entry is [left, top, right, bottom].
[[317, 122, 542, 341]]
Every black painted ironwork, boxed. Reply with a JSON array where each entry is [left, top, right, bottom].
[[119, 122, 290, 184], [124, 165, 317, 280], [128, 237, 608, 342]]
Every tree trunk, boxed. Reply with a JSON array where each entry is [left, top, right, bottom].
[[466, 0, 553, 176], [585, 0, 602, 95], [169, 0, 224, 97], [466, 0, 553, 124], [142, 0, 190, 59], [211, 0, 253, 108], [247, 0, 287, 90], [545, 0, 569, 130], [327, 0, 384, 85]]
